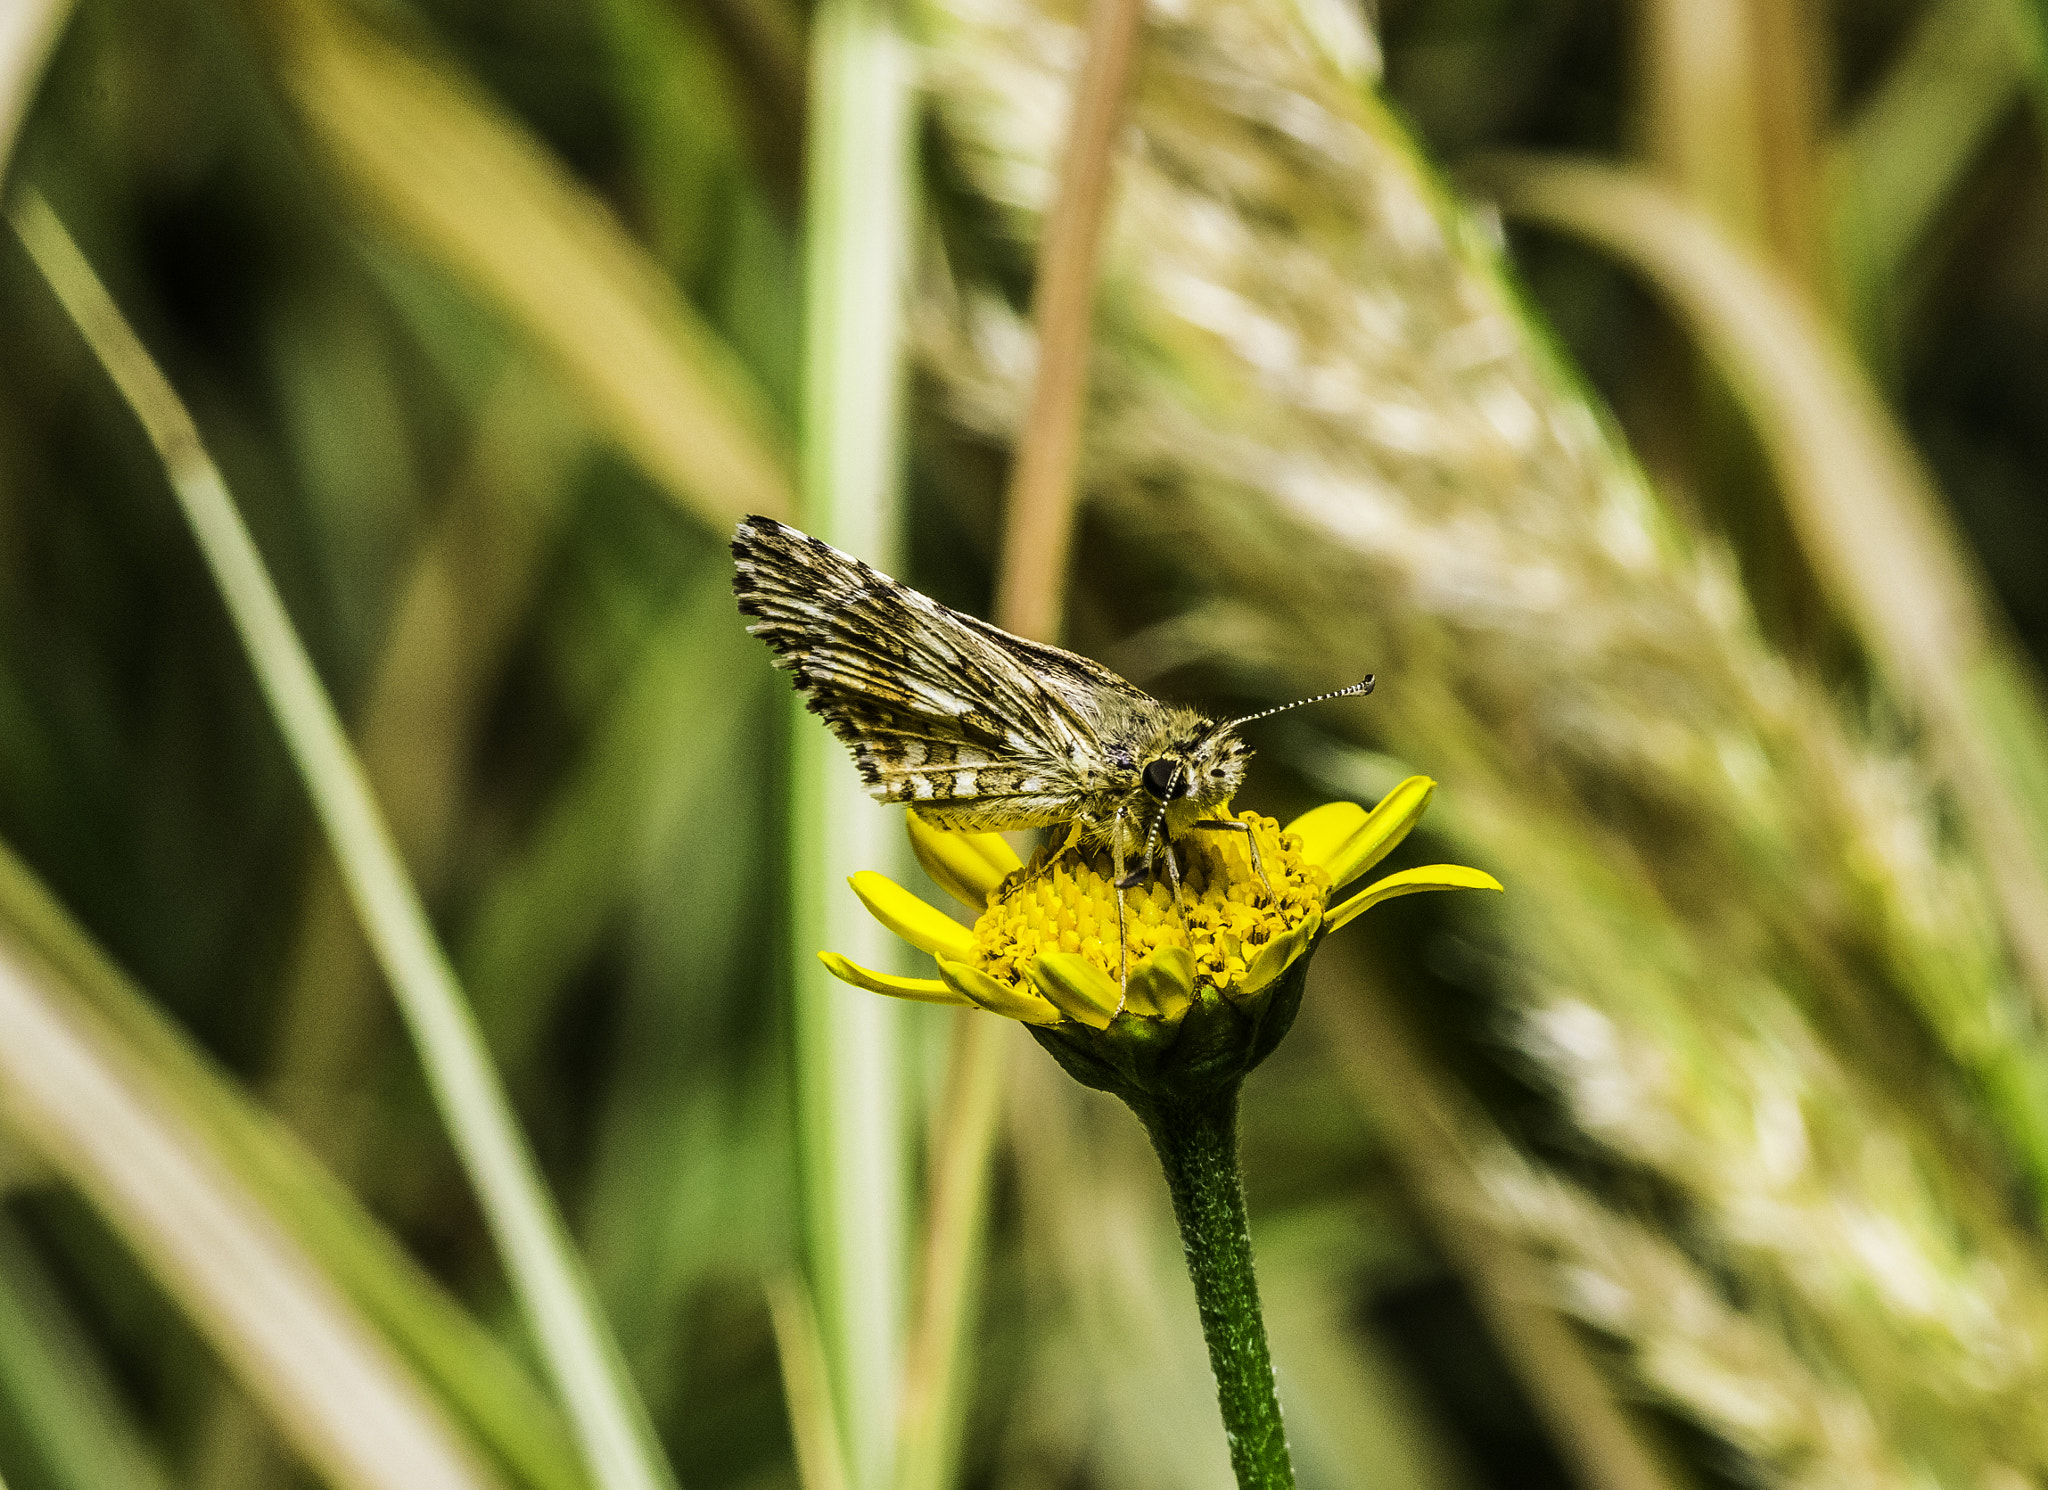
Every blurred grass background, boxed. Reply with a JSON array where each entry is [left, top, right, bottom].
[[2, 0, 2048, 1487]]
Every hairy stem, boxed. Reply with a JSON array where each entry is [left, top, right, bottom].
[[1128, 1089, 1294, 1490]]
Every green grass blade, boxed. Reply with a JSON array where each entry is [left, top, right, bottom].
[[0, 1212, 174, 1490], [1999, 0, 2048, 133], [248, 0, 795, 533], [0, 834, 586, 1490], [0, 859, 499, 1490], [7, 189, 676, 1490], [791, 0, 919, 1482], [0, 0, 69, 180], [766, 1274, 853, 1490], [458, 579, 763, 1072], [266, 361, 583, 1179], [1831, 0, 2025, 350]]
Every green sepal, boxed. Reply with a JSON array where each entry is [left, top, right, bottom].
[[1244, 948, 1313, 1071], [1028, 1021, 1131, 1096], [1024, 934, 1320, 1105]]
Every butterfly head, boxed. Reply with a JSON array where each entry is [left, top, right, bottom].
[[1140, 675, 1375, 810], [1140, 724, 1252, 814]]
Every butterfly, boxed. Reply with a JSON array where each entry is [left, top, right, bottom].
[[731, 515, 1372, 897]]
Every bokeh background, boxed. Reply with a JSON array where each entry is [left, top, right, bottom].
[[2, 0, 2047, 1487]]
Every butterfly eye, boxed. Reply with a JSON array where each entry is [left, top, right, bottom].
[[1142, 758, 1189, 801]]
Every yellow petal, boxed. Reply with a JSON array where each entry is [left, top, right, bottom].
[[937, 959, 1062, 1025], [1284, 801, 1365, 874], [1297, 777, 1437, 892], [817, 951, 972, 1005], [1325, 864, 1503, 933], [848, 871, 978, 961], [1123, 944, 1195, 1021], [906, 810, 1022, 911], [1240, 907, 1322, 996], [1027, 952, 1123, 1030]]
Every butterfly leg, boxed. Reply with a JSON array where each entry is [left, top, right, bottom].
[[1028, 819, 1082, 889], [1160, 837, 1187, 916], [1189, 818, 1273, 900], [1110, 809, 1131, 993], [1114, 802, 1169, 891]]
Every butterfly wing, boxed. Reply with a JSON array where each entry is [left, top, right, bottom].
[[732, 516, 1152, 828]]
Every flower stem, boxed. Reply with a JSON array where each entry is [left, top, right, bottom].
[[1128, 1088, 1295, 1490]]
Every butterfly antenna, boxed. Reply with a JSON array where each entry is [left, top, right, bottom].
[[1222, 674, 1375, 730]]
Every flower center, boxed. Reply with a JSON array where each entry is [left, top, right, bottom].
[[973, 812, 1327, 993]]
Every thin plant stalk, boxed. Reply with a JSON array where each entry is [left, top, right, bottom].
[[8, 188, 676, 1490], [265, 363, 580, 1172], [990, 0, 1146, 641], [196, 363, 582, 1490], [1633, 0, 1829, 642], [790, 0, 917, 1484], [890, 1014, 1001, 1490], [766, 1274, 854, 1490], [1126, 1093, 1291, 1490], [894, 0, 1147, 1483]]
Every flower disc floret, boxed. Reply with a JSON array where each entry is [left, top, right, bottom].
[[975, 813, 1326, 1003], [817, 777, 1501, 1098]]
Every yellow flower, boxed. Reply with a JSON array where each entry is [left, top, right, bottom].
[[820, 777, 1501, 1098]]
